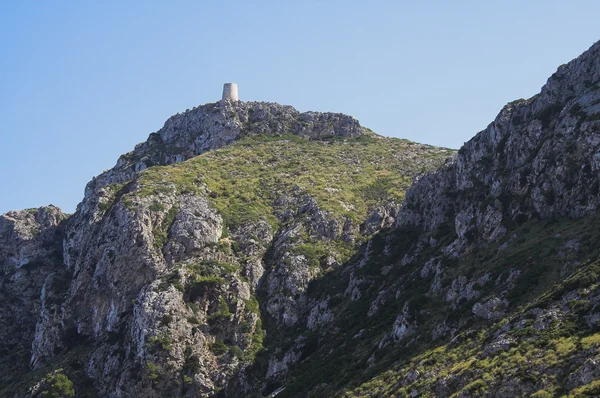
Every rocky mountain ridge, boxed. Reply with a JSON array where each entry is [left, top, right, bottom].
[[399, 38, 600, 235], [276, 39, 600, 397], [4, 40, 600, 397], [232, 40, 600, 397]]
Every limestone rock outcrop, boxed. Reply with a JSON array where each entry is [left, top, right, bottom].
[[0, 206, 67, 366]]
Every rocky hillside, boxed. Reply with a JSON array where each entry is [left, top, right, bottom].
[[0, 102, 452, 397], [249, 40, 600, 397], [4, 38, 600, 398]]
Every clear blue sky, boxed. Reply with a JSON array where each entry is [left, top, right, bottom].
[[1, 1, 599, 214]]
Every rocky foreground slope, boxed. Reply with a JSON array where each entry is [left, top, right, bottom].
[[4, 39, 600, 397]]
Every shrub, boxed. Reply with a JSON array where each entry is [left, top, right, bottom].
[[147, 332, 173, 351], [186, 276, 225, 302], [230, 345, 243, 358], [36, 369, 75, 398], [244, 296, 260, 315], [531, 389, 554, 398], [211, 340, 228, 356], [149, 202, 166, 212], [208, 297, 232, 323], [98, 201, 112, 212], [146, 362, 159, 383], [536, 103, 563, 129]]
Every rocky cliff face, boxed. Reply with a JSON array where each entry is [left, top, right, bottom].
[[5, 40, 600, 397], [399, 38, 600, 237], [0, 207, 67, 384]]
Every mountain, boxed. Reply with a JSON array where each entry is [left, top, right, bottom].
[[3, 39, 600, 397], [0, 102, 452, 397], [275, 40, 600, 397]]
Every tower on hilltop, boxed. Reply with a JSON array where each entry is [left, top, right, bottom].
[[222, 83, 239, 101]]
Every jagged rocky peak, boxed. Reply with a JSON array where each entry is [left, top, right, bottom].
[[85, 100, 364, 197], [398, 39, 600, 242]]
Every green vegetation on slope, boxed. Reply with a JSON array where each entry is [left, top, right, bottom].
[[268, 212, 600, 398], [0, 346, 94, 398], [36, 369, 75, 398], [129, 134, 454, 230]]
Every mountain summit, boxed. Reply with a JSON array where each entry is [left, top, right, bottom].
[[85, 100, 365, 198]]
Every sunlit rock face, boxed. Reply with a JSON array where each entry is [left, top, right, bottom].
[[0, 206, 67, 366]]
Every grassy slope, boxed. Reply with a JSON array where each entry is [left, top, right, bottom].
[[128, 134, 454, 267], [130, 134, 454, 230]]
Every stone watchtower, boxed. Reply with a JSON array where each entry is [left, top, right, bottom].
[[222, 83, 239, 101]]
